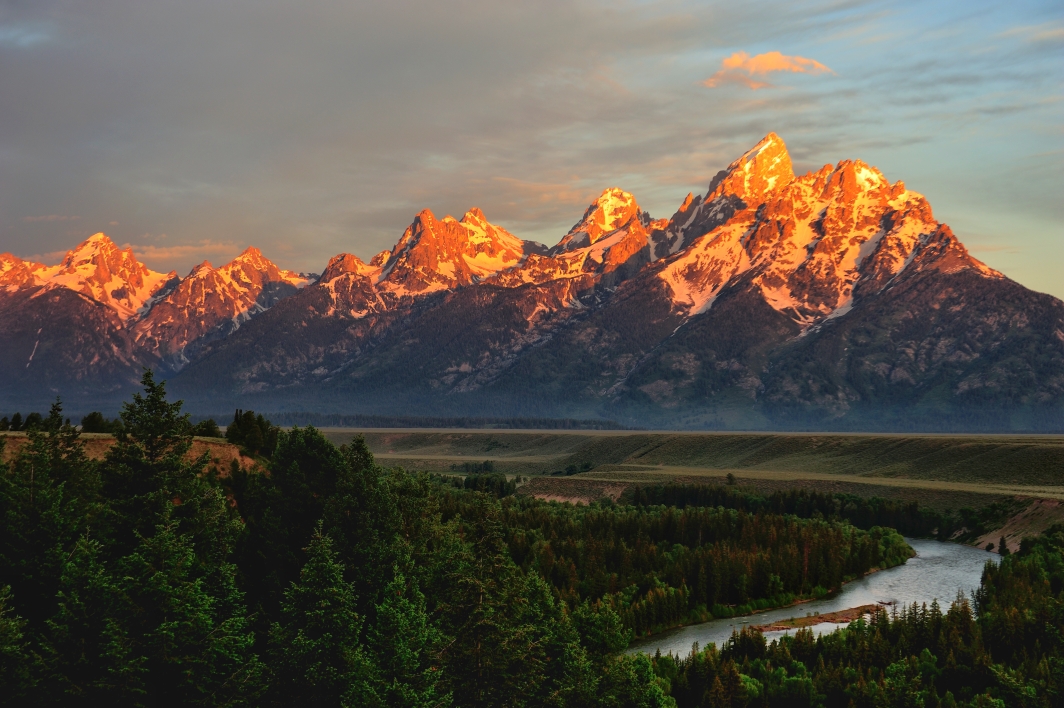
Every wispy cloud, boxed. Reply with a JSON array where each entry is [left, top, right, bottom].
[[0, 24, 51, 49], [1001, 23, 1064, 43], [17, 250, 67, 265], [125, 240, 243, 271], [703, 51, 835, 90], [22, 214, 79, 222]]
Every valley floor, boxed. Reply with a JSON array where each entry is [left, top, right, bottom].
[[327, 428, 1064, 550]]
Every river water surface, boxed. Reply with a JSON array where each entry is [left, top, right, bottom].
[[628, 538, 998, 657]]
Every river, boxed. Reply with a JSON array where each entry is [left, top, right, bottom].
[[628, 538, 998, 657]]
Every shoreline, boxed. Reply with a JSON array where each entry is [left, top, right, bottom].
[[632, 560, 902, 641], [750, 604, 883, 633]]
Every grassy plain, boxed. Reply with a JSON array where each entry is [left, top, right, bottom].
[[323, 428, 1064, 488], [323, 428, 1064, 541]]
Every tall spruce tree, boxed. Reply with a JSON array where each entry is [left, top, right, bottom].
[[38, 372, 265, 707], [268, 526, 375, 707], [368, 549, 450, 708], [0, 401, 96, 635]]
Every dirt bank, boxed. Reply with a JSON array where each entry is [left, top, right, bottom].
[[0, 432, 256, 473]]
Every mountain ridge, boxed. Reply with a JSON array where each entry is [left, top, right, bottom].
[[2, 134, 1060, 431]]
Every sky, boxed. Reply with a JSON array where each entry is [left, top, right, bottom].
[[1, 0, 1062, 297]]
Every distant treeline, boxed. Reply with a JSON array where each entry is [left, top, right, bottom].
[[0, 412, 45, 432], [224, 412, 635, 430], [624, 483, 1015, 542]]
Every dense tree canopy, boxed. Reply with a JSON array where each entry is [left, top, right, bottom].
[[0, 374, 1060, 707]]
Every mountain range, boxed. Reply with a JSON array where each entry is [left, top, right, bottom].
[[3, 134, 1062, 430]]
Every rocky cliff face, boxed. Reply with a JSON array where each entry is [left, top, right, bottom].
[[133, 247, 311, 368], [3, 136, 1061, 430]]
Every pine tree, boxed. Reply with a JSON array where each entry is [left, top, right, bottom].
[[324, 435, 399, 612], [42, 535, 126, 704], [111, 516, 260, 706], [101, 371, 241, 586], [0, 585, 37, 699], [0, 401, 95, 633], [268, 526, 375, 707], [368, 556, 450, 708]]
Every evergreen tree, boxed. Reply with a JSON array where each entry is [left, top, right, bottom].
[[101, 371, 241, 585], [268, 526, 375, 707], [0, 401, 96, 633], [324, 436, 400, 611], [0, 586, 36, 699], [112, 515, 260, 706], [233, 425, 352, 628], [433, 496, 585, 708], [368, 555, 450, 708], [80, 412, 120, 434], [23, 412, 44, 431], [225, 410, 278, 458]]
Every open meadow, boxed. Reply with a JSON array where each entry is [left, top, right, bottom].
[[324, 428, 1064, 489], [325, 428, 1064, 547]]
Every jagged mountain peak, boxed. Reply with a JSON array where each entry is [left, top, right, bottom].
[[0, 253, 41, 291], [233, 245, 268, 263], [461, 206, 489, 224], [29, 232, 175, 321], [378, 205, 538, 294], [321, 253, 376, 282], [134, 245, 312, 363], [60, 232, 126, 268], [589, 187, 639, 231], [551, 187, 645, 254], [658, 137, 999, 327], [707, 132, 795, 204]]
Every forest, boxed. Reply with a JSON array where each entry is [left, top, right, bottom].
[[0, 373, 1060, 707]]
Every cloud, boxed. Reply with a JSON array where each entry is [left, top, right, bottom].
[[703, 51, 835, 90], [969, 243, 1020, 254], [124, 240, 243, 272], [0, 24, 51, 49], [1002, 23, 1064, 44], [0, 1, 1060, 298], [17, 250, 68, 265], [22, 214, 79, 222]]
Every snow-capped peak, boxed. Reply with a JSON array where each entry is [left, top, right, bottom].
[[29, 232, 175, 321], [0, 253, 42, 291], [658, 137, 994, 328], [551, 188, 643, 254], [377, 206, 536, 295], [706, 132, 795, 204], [321, 253, 377, 282], [594, 187, 638, 232]]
